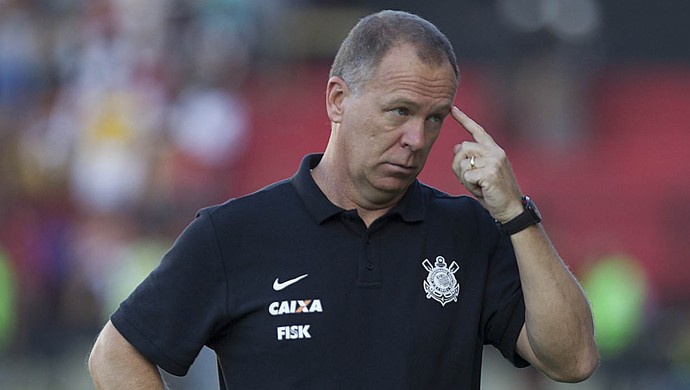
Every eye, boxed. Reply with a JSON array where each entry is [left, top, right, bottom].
[[428, 114, 443, 123], [426, 112, 448, 125], [393, 107, 410, 116]]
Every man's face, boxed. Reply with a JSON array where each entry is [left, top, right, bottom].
[[338, 44, 457, 204]]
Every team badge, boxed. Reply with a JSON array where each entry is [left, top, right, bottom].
[[423, 256, 460, 306]]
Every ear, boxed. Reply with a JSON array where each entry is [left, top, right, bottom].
[[326, 76, 350, 124]]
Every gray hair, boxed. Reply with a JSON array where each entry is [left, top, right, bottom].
[[329, 10, 459, 94]]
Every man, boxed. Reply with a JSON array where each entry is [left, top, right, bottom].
[[89, 10, 599, 389]]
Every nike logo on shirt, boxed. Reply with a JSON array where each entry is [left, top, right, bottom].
[[273, 274, 309, 291]]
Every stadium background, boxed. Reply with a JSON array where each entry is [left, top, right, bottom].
[[0, 0, 688, 388]]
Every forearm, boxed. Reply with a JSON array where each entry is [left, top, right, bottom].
[[512, 224, 599, 382], [449, 108, 599, 379], [89, 321, 165, 390]]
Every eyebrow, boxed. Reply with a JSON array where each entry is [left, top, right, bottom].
[[384, 97, 452, 116], [384, 97, 419, 108]]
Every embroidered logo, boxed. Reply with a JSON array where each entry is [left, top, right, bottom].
[[423, 256, 460, 306]]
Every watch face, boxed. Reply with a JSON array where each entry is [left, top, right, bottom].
[[523, 196, 542, 221]]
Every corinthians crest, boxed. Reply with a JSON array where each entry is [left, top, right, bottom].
[[423, 256, 460, 306]]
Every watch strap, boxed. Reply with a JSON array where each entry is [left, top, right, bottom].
[[499, 196, 542, 236]]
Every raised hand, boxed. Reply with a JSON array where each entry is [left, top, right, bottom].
[[450, 106, 524, 223]]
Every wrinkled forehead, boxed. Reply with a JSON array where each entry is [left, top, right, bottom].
[[365, 45, 458, 99], [374, 71, 457, 102], [373, 43, 455, 78]]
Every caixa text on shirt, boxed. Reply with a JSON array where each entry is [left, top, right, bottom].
[[269, 299, 323, 316]]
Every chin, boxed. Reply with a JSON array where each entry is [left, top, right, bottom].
[[372, 177, 414, 195]]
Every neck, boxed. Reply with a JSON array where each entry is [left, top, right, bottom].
[[311, 151, 400, 227]]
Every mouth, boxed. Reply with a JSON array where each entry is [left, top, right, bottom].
[[384, 162, 418, 175]]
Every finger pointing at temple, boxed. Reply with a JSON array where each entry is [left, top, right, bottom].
[[451, 106, 496, 146], [450, 106, 524, 222]]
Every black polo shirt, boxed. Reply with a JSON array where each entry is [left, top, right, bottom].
[[112, 153, 528, 389]]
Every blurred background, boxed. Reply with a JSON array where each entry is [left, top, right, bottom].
[[0, 0, 689, 389]]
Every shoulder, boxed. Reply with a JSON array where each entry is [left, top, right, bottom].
[[419, 182, 488, 218], [415, 182, 500, 239], [199, 178, 299, 224]]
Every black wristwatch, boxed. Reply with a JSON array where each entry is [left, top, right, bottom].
[[499, 196, 542, 236]]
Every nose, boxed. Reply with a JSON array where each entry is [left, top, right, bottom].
[[400, 119, 426, 151]]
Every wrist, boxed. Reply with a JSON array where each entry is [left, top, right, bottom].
[[497, 201, 525, 225], [499, 195, 542, 236]]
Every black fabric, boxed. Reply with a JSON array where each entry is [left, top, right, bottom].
[[112, 153, 528, 389]]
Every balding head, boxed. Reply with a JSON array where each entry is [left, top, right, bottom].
[[330, 10, 459, 95]]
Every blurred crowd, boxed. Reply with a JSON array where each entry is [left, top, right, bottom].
[[1, 1, 690, 389], [0, 0, 274, 361]]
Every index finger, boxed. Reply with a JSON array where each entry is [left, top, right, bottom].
[[451, 106, 496, 146]]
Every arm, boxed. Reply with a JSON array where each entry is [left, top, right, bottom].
[[511, 224, 599, 382], [450, 107, 599, 382], [88, 320, 165, 390]]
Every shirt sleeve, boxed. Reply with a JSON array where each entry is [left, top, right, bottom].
[[111, 208, 229, 376], [481, 223, 530, 368]]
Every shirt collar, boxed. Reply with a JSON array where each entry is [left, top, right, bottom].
[[291, 154, 343, 224], [390, 178, 425, 223], [291, 154, 426, 224]]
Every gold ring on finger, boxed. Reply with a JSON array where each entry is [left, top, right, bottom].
[[469, 155, 476, 170]]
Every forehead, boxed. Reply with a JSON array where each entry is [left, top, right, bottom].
[[364, 44, 458, 101]]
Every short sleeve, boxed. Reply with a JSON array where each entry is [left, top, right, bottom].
[[111, 208, 229, 376], [481, 228, 530, 368]]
